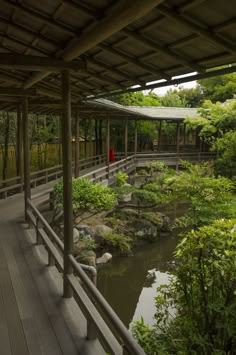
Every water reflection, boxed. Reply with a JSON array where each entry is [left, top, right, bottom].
[[97, 234, 178, 327]]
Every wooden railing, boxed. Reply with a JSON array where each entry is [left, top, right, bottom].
[[26, 184, 145, 355], [0, 151, 216, 199], [135, 152, 216, 166], [0, 154, 106, 198]]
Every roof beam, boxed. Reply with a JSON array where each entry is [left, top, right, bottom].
[[158, 4, 236, 54], [0, 88, 37, 96], [122, 28, 204, 73], [90, 65, 236, 99], [21, 0, 166, 88], [98, 43, 171, 80], [62, 0, 165, 61], [1, 0, 75, 36], [0, 54, 86, 71]]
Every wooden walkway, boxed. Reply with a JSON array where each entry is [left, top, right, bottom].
[[0, 188, 104, 355]]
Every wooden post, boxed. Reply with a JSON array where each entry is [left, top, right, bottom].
[[134, 120, 138, 157], [183, 123, 186, 147], [22, 97, 31, 222], [61, 70, 73, 298], [98, 120, 103, 155], [176, 122, 180, 172], [75, 110, 80, 178], [158, 121, 162, 152], [106, 119, 110, 180], [124, 120, 128, 158], [16, 104, 23, 187]]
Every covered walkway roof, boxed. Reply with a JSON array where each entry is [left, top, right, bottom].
[[0, 0, 235, 105]]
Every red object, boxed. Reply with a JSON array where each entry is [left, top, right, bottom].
[[109, 148, 115, 162]]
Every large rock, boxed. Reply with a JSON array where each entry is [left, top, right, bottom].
[[73, 227, 80, 240], [96, 252, 112, 264], [76, 250, 96, 267], [94, 224, 112, 237], [142, 212, 172, 232], [119, 208, 139, 218], [75, 224, 96, 237], [134, 219, 158, 241]]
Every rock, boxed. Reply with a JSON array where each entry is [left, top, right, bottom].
[[76, 224, 96, 237], [133, 175, 148, 188], [94, 224, 112, 237], [73, 227, 80, 240], [142, 212, 172, 232], [96, 252, 112, 264], [134, 219, 158, 241], [76, 250, 96, 267], [120, 208, 139, 218]]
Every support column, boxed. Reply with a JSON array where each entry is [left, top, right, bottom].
[[75, 110, 80, 178], [158, 121, 162, 152], [176, 122, 180, 172], [183, 123, 186, 146], [124, 119, 128, 158], [134, 120, 138, 157], [16, 105, 22, 181], [22, 97, 31, 222], [61, 70, 73, 298], [106, 119, 110, 180]]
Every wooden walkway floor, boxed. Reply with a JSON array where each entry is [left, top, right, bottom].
[[0, 187, 104, 355]]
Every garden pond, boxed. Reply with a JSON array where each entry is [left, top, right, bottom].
[[97, 203, 186, 328]]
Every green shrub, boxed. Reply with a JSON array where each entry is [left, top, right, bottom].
[[115, 171, 129, 187], [100, 232, 133, 255], [53, 177, 116, 221], [132, 219, 236, 354]]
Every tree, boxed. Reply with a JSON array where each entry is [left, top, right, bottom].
[[132, 218, 236, 354], [53, 177, 116, 224], [112, 91, 161, 106], [213, 131, 236, 178], [160, 88, 188, 107], [198, 72, 236, 103]]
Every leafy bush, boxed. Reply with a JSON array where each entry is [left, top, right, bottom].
[[165, 161, 235, 227], [132, 219, 236, 354], [53, 177, 116, 222], [100, 232, 133, 255], [213, 131, 236, 178], [115, 171, 128, 187]]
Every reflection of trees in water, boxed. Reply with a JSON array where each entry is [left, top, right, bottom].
[[97, 234, 178, 326]]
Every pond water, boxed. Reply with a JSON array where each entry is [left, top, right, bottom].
[[97, 235, 178, 328], [97, 204, 186, 328]]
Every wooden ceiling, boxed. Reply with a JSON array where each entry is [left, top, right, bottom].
[[0, 0, 235, 112]]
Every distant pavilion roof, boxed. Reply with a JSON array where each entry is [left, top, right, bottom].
[[0, 0, 235, 110]]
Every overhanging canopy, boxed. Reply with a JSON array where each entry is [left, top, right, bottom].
[[0, 0, 235, 104]]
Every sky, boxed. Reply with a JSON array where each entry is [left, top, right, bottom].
[[154, 79, 197, 96]]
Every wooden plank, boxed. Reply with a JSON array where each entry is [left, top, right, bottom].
[[0, 288, 12, 355], [11, 225, 64, 355], [0, 243, 29, 355]]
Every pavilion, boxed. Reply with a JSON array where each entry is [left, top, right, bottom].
[[0, 1, 235, 354]]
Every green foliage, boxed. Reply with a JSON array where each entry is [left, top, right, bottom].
[[76, 235, 97, 251], [132, 189, 160, 206], [185, 100, 236, 144], [160, 88, 188, 107], [198, 72, 236, 103], [54, 177, 116, 220], [166, 161, 235, 227], [100, 231, 133, 255], [115, 171, 128, 187], [213, 131, 236, 178], [133, 219, 236, 354], [112, 91, 161, 106], [148, 161, 167, 175]]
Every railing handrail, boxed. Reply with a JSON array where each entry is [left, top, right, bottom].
[[27, 194, 145, 354]]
